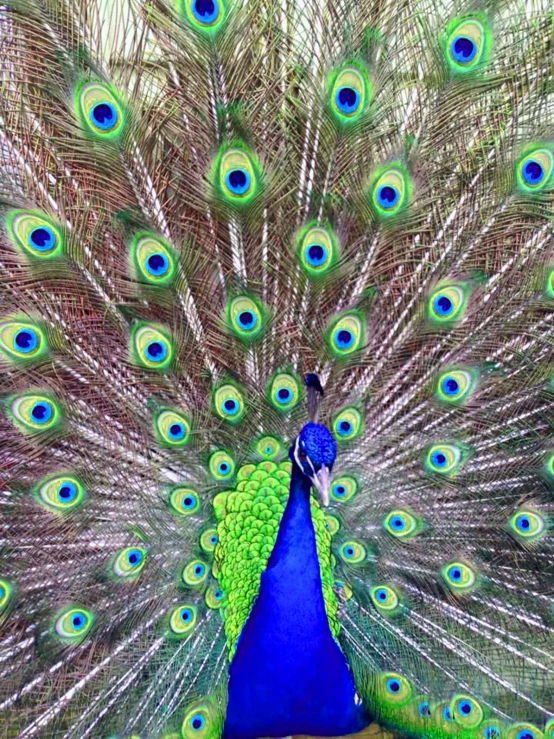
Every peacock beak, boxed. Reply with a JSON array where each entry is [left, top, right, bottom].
[[311, 464, 331, 507]]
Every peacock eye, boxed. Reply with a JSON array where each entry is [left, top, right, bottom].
[[371, 165, 410, 219], [509, 509, 546, 541], [213, 384, 245, 423], [200, 529, 218, 553], [37, 475, 85, 512], [331, 476, 357, 502], [132, 234, 175, 284], [169, 604, 197, 635], [425, 443, 465, 475], [332, 407, 363, 442], [383, 509, 419, 540], [215, 147, 260, 205], [436, 368, 477, 404], [256, 435, 282, 459], [7, 210, 64, 259], [517, 148, 554, 193], [268, 372, 301, 411], [370, 584, 400, 613], [113, 547, 147, 579], [170, 488, 201, 515], [181, 0, 226, 32], [78, 82, 124, 138], [55, 607, 94, 640], [209, 450, 235, 480], [428, 284, 468, 324], [329, 64, 370, 124], [0, 579, 13, 614], [339, 540, 366, 563], [182, 559, 209, 587], [182, 702, 214, 738], [375, 672, 413, 705], [131, 324, 173, 371], [450, 694, 484, 729], [155, 409, 191, 447], [0, 320, 47, 361], [445, 16, 490, 74], [298, 225, 338, 276], [9, 394, 61, 433], [205, 583, 224, 609], [328, 312, 365, 357], [442, 561, 478, 592], [227, 295, 266, 341]]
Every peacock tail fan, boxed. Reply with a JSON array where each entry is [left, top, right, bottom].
[[0, 0, 553, 737]]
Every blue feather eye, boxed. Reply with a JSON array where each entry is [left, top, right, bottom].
[[332, 407, 363, 442], [205, 583, 224, 609], [132, 234, 175, 284], [37, 475, 85, 512], [516, 148, 554, 193], [442, 561, 478, 592], [155, 409, 191, 447], [436, 368, 477, 404], [0, 320, 47, 362], [214, 146, 260, 205], [131, 324, 173, 370], [213, 384, 245, 423], [297, 224, 338, 277], [169, 604, 197, 636], [328, 312, 365, 357], [171, 488, 201, 515], [451, 694, 484, 728], [374, 672, 413, 705], [55, 607, 94, 641], [331, 476, 357, 503], [428, 284, 468, 325], [383, 509, 420, 540], [7, 210, 64, 259], [338, 540, 366, 563], [113, 547, 147, 578], [9, 394, 61, 433], [209, 450, 235, 480], [484, 727, 502, 739], [329, 64, 370, 124], [371, 165, 410, 218], [509, 509, 546, 541], [77, 82, 124, 138], [445, 16, 490, 74], [418, 701, 432, 718], [180, 0, 226, 32], [370, 585, 400, 613], [506, 725, 542, 739]]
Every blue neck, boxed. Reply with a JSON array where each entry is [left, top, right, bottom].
[[224, 463, 368, 739]]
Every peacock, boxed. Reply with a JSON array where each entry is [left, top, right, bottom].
[[1, 0, 553, 737]]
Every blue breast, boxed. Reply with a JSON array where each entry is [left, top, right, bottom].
[[224, 468, 368, 738]]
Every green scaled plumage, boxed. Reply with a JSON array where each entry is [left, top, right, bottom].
[[0, 0, 553, 737]]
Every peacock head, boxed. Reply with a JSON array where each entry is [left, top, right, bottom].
[[289, 422, 337, 507]]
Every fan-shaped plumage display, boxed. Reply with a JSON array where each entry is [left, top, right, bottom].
[[0, 0, 553, 737]]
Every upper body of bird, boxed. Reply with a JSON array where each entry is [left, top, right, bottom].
[[0, 0, 553, 738]]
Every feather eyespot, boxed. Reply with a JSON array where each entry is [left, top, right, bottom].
[[0, 579, 13, 614], [227, 295, 266, 341], [113, 547, 147, 579], [170, 488, 200, 515], [37, 475, 85, 512], [445, 16, 490, 74], [298, 224, 338, 277], [0, 320, 47, 361], [131, 324, 173, 371], [328, 312, 365, 357], [170, 605, 197, 635], [371, 165, 410, 219], [9, 394, 61, 433], [209, 450, 235, 480], [180, 0, 226, 32], [436, 368, 477, 404], [213, 384, 245, 423], [256, 436, 282, 459], [332, 407, 363, 442], [7, 210, 63, 259], [450, 694, 484, 728], [78, 82, 124, 138], [183, 560, 209, 587], [331, 476, 357, 502], [155, 409, 191, 447], [329, 64, 370, 124], [55, 607, 94, 641], [517, 148, 554, 193], [132, 234, 175, 284]]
